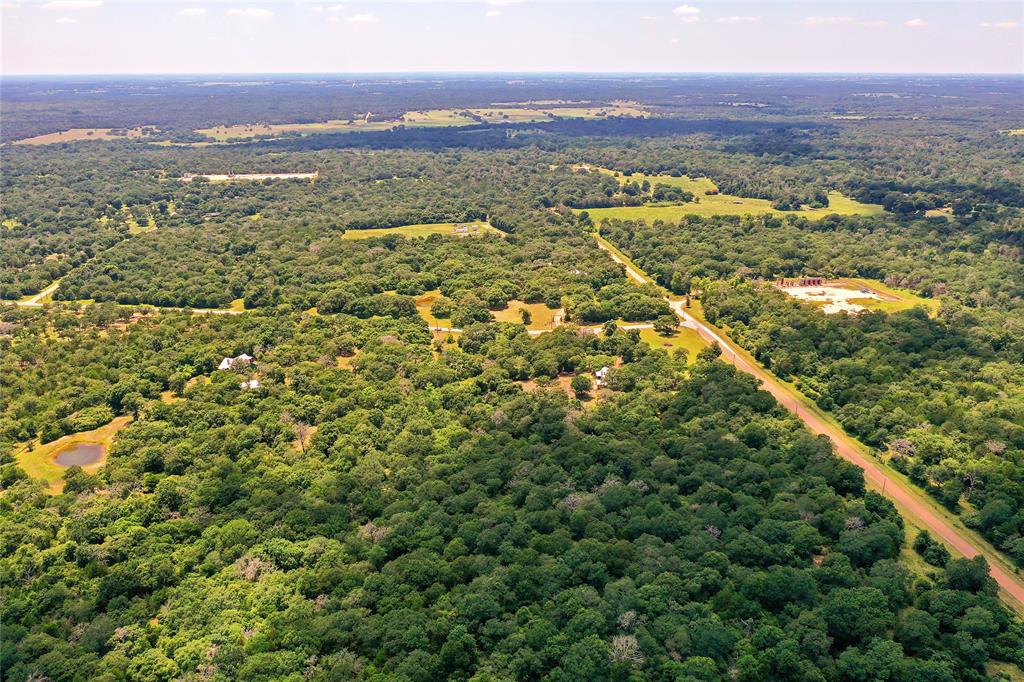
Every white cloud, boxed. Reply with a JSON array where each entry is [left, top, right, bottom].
[[673, 5, 700, 16], [55, 15, 76, 23], [39, 0, 101, 9], [669, 38, 679, 44], [347, 12, 376, 24], [1, 2, 22, 9], [714, 15, 760, 24], [905, 18, 927, 28], [226, 7, 272, 18], [979, 21, 1019, 29], [801, 16, 887, 28], [176, 7, 207, 17], [641, 15, 658, 21], [325, 4, 347, 13], [485, 9, 501, 18]]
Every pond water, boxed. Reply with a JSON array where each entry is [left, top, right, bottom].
[[54, 443, 104, 467]]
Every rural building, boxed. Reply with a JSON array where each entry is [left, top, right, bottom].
[[594, 366, 610, 387], [776, 277, 824, 287], [219, 353, 254, 370], [239, 379, 261, 390]]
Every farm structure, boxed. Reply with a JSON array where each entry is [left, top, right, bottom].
[[777, 277, 824, 287]]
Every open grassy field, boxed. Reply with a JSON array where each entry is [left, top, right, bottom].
[[16, 416, 132, 493], [573, 167, 884, 221], [414, 290, 449, 328], [195, 103, 648, 141], [416, 291, 562, 332], [196, 113, 468, 141], [13, 126, 159, 145], [580, 190, 883, 222], [342, 221, 503, 240], [491, 300, 563, 331], [638, 326, 707, 363], [840, 277, 940, 314]]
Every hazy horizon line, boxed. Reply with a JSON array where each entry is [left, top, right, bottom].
[[4, 70, 1023, 78]]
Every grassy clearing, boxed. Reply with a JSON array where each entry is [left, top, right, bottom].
[[580, 190, 882, 222], [491, 300, 562, 331], [13, 126, 159, 145], [195, 103, 648, 141], [16, 416, 132, 493], [839, 278, 940, 314], [342, 221, 503, 241], [574, 167, 883, 221], [638, 327, 707, 363], [415, 290, 449, 328], [987, 662, 1024, 681], [775, 279, 938, 316]]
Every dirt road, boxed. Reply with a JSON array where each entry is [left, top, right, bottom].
[[597, 236, 1024, 610], [15, 280, 61, 307]]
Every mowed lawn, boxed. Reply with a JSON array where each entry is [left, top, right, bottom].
[[573, 168, 884, 221], [16, 416, 132, 493], [638, 326, 707, 363], [341, 222, 504, 240]]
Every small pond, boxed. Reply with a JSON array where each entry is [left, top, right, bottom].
[[54, 443, 104, 467]]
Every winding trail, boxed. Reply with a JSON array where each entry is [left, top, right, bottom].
[[596, 235, 1024, 612]]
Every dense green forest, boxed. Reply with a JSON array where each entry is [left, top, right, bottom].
[[2, 75, 1023, 680], [4, 306, 1022, 680]]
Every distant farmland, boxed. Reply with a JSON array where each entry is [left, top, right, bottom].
[[572, 167, 884, 222]]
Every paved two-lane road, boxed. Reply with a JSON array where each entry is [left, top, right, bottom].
[[597, 236, 1024, 611]]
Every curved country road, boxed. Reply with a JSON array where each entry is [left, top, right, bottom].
[[597, 236, 1024, 611]]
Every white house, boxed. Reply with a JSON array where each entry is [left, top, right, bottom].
[[219, 353, 254, 370], [594, 366, 610, 387], [239, 379, 261, 390]]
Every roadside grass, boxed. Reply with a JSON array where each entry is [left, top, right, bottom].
[[16, 416, 132, 493], [341, 221, 504, 240]]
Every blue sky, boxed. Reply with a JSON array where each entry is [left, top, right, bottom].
[[1, 1, 1021, 74]]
